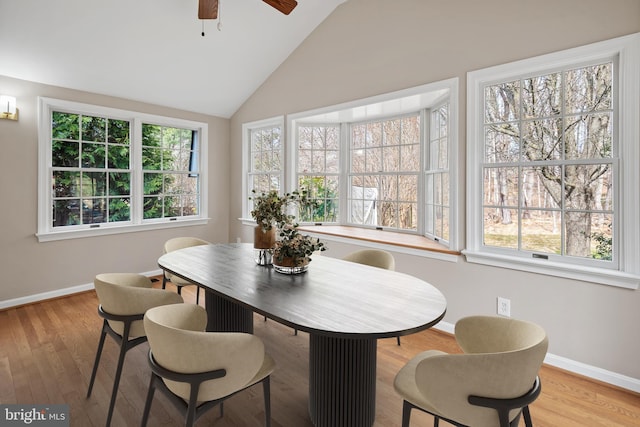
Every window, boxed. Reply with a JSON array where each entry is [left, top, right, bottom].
[[242, 117, 284, 216], [466, 33, 640, 288], [296, 124, 340, 222], [141, 123, 201, 219], [284, 78, 459, 250], [38, 98, 208, 241], [426, 104, 450, 244], [349, 114, 420, 231], [50, 111, 132, 227]]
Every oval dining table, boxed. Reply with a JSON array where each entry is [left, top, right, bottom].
[[158, 243, 447, 427]]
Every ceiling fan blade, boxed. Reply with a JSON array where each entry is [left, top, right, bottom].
[[199, 0, 218, 19], [262, 0, 298, 15]]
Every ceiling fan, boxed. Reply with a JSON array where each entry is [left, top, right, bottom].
[[198, 0, 298, 19]]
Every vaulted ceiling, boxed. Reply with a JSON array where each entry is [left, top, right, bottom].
[[0, 0, 346, 118]]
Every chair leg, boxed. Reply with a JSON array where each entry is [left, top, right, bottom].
[[195, 286, 200, 305], [105, 324, 132, 427], [522, 405, 533, 427], [401, 400, 412, 427], [87, 321, 108, 398], [162, 275, 167, 290], [263, 376, 271, 427], [434, 416, 440, 427], [397, 335, 401, 346], [140, 374, 157, 427], [177, 286, 183, 295]]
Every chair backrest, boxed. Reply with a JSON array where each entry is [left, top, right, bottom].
[[163, 237, 210, 282], [144, 303, 267, 402], [94, 273, 183, 338], [415, 315, 548, 427], [164, 237, 210, 254], [342, 249, 395, 270]]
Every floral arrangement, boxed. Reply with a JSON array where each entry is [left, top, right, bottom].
[[249, 189, 296, 231], [272, 223, 326, 266], [249, 188, 326, 269]]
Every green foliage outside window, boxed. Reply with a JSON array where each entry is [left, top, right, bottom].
[[51, 111, 133, 227], [51, 113, 199, 227], [142, 124, 199, 219], [592, 222, 613, 260], [296, 176, 338, 223]]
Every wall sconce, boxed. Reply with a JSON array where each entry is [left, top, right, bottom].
[[0, 95, 18, 121]]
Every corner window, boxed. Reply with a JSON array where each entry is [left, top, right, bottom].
[[38, 98, 208, 241], [466, 33, 640, 288]]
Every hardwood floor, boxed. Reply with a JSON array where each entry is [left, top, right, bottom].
[[1, 281, 639, 427]]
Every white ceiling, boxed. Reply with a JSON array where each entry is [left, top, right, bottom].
[[0, 0, 346, 118]]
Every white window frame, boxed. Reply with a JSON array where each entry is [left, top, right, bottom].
[[465, 33, 640, 289], [241, 116, 285, 220], [37, 97, 209, 242]]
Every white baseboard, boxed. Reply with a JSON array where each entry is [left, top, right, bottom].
[[0, 283, 95, 310], [2, 286, 638, 394], [0, 269, 163, 311], [433, 321, 640, 394], [543, 353, 640, 394]]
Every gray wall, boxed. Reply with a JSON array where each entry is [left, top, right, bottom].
[[0, 75, 231, 304], [229, 0, 640, 381]]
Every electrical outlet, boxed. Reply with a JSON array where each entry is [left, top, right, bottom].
[[497, 297, 511, 317]]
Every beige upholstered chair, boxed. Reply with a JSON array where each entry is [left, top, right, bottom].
[[342, 248, 396, 270], [394, 315, 548, 427], [141, 303, 276, 427], [87, 273, 184, 427], [162, 237, 210, 304], [342, 248, 399, 344]]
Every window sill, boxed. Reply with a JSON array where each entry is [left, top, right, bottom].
[[36, 217, 209, 242], [463, 249, 639, 290], [296, 225, 461, 262]]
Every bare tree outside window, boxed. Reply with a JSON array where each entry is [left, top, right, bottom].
[[349, 114, 420, 231], [248, 125, 283, 195], [483, 62, 614, 260]]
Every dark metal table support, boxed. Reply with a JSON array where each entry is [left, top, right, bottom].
[[205, 291, 254, 334], [309, 335, 377, 427]]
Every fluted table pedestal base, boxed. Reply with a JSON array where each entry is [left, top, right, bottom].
[[205, 291, 254, 333], [309, 334, 377, 427]]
